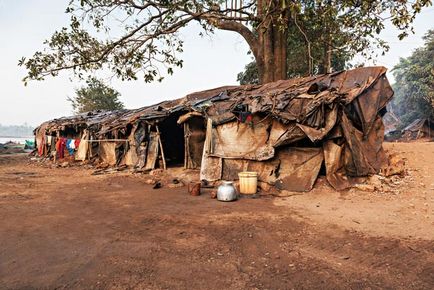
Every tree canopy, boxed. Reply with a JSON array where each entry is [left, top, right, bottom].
[[19, 0, 432, 85], [68, 78, 124, 114], [391, 29, 434, 128]]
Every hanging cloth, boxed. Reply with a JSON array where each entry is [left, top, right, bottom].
[[66, 139, 75, 155], [75, 131, 89, 161], [56, 138, 66, 159], [38, 135, 45, 156]]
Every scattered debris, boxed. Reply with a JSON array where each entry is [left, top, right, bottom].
[[167, 179, 184, 188], [150, 169, 164, 176]]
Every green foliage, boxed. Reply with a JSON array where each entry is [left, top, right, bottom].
[[391, 29, 434, 128], [237, 61, 259, 85], [18, 0, 432, 84], [238, 0, 432, 84], [68, 78, 124, 114]]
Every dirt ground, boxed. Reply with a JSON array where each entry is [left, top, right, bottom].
[[0, 142, 433, 289]]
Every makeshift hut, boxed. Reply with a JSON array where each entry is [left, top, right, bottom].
[[35, 66, 394, 191], [34, 110, 127, 160], [401, 118, 434, 141]]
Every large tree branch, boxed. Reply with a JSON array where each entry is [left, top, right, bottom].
[[205, 17, 259, 58]]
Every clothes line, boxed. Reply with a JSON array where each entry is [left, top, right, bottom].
[[85, 139, 129, 142], [44, 135, 128, 143]]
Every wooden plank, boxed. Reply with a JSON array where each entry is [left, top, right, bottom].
[[155, 125, 167, 170]]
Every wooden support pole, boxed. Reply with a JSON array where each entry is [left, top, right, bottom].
[[155, 125, 167, 170], [184, 123, 188, 169]]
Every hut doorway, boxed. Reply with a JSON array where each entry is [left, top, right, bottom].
[[183, 115, 206, 169], [158, 112, 185, 167]]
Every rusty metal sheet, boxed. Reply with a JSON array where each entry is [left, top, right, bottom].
[[297, 104, 338, 143], [210, 118, 275, 161], [269, 121, 306, 147], [323, 140, 351, 190], [275, 147, 323, 192], [199, 155, 222, 181], [221, 158, 280, 184], [341, 114, 387, 176]]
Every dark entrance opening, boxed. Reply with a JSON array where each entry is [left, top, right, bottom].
[[184, 116, 206, 169], [158, 111, 185, 167]]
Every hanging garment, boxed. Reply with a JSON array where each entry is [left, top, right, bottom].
[[74, 139, 80, 149], [70, 139, 76, 149], [75, 131, 89, 161], [38, 135, 45, 156], [56, 138, 66, 159], [66, 139, 75, 155]]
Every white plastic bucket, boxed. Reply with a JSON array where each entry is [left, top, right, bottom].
[[238, 171, 258, 194]]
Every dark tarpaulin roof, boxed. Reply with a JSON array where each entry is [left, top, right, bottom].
[[35, 109, 127, 135], [38, 67, 391, 140]]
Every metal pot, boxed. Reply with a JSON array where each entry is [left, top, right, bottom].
[[217, 181, 237, 202]]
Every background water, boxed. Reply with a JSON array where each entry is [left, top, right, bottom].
[[0, 136, 34, 144]]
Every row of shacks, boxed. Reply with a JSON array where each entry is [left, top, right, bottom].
[[34, 66, 394, 191]]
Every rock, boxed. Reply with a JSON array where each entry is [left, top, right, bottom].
[[60, 161, 69, 168], [381, 154, 406, 177], [353, 184, 375, 192], [369, 175, 383, 189], [152, 181, 162, 189], [149, 169, 164, 176], [144, 179, 155, 185], [168, 180, 184, 188]]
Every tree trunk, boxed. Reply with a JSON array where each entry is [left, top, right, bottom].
[[256, 0, 288, 84], [324, 37, 332, 74], [320, 33, 332, 74], [214, 0, 288, 84]]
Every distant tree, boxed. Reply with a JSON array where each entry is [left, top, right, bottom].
[[391, 29, 434, 128], [68, 78, 124, 114]]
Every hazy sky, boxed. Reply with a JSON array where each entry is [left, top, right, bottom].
[[0, 1, 433, 126]]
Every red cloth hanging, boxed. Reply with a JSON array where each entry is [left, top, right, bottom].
[[38, 136, 45, 156], [55, 138, 66, 159]]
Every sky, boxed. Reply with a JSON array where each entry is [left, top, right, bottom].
[[0, 1, 433, 127]]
